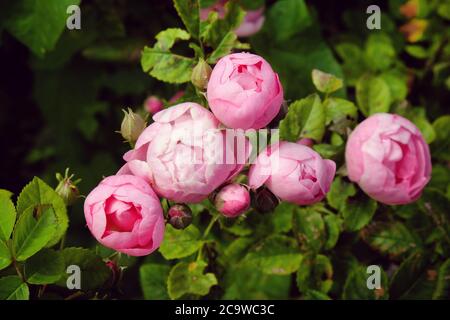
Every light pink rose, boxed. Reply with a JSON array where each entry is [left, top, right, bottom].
[[345, 113, 431, 205], [119, 102, 249, 203], [144, 96, 163, 114], [84, 175, 164, 256], [200, 1, 265, 37], [214, 183, 250, 217], [249, 142, 336, 205], [207, 53, 283, 129]]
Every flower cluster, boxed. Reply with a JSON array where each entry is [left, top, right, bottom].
[[85, 53, 431, 256]]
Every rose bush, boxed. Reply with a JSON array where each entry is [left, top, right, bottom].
[[1, 0, 448, 302]]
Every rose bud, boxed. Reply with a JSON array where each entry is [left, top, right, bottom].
[[120, 108, 146, 145], [345, 113, 431, 205], [84, 175, 165, 256], [213, 183, 250, 218], [144, 96, 163, 114], [191, 59, 212, 90], [251, 186, 279, 213], [118, 103, 250, 203], [55, 168, 81, 206], [168, 204, 193, 229], [207, 53, 284, 129], [249, 142, 336, 205]]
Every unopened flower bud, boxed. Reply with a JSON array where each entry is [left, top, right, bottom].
[[191, 59, 212, 89], [213, 184, 250, 218], [252, 186, 279, 213], [144, 96, 163, 114], [168, 204, 193, 229], [55, 168, 81, 206], [120, 108, 146, 145]]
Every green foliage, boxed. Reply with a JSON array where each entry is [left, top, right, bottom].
[[140, 263, 171, 300], [4, 0, 81, 56], [16, 177, 68, 246], [0, 195, 16, 241], [297, 254, 333, 294], [159, 224, 203, 260], [0, 241, 12, 271], [342, 195, 378, 232], [356, 74, 392, 116], [279, 94, 325, 142], [24, 248, 64, 284], [56, 248, 110, 291], [167, 260, 217, 299], [342, 265, 388, 300], [12, 206, 57, 261], [0, 276, 29, 300], [312, 69, 343, 94]]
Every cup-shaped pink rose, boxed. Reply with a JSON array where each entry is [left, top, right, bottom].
[[249, 142, 336, 205], [214, 183, 250, 217], [345, 113, 431, 205], [84, 175, 165, 256], [144, 96, 163, 114], [118, 102, 250, 203], [200, 1, 265, 37], [207, 53, 283, 129]]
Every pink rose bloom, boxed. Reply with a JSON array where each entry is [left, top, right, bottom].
[[345, 113, 431, 205], [119, 102, 249, 203], [200, 1, 265, 37], [84, 175, 164, 256], [249, 142, 336, 205], [207, 53, 283, 129], [144, 96, 163, 114], [214, 183, 250, 217]]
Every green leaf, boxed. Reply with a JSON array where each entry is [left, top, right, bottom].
[[0, 276, 29, 300], [264, 0, 312, 43], [312, 69, 343, 94], [207, 31, 237, 64], [362, 222, 422, 257], [173, 0, 200, 39], [312, 143, 343, 159], [356, 74, 391, 116], [223, 263, 290, 299], [0, 189, 13, 199], [296, 254, 333, 294], [56, 247, 110, 291], [244, 235, 302, 275], [140, 263, 171, 300], [4, 0, 81, 57], [389, 250, 429, 299], [221, 237, 255, 264], [24, 248, 64, 284], [0, 241, 12, 271], [380, 70, 408, 102], [0, 195, 16, 241], [364, 33, 396, 71], [293, 207, 325, 253], [167, 260, 217, 299], [12, 206, 57, 261], [141, 28, 195, 84], [159, 224, 203, 260], [432, 115, 450, 160], [342, 195, 378, 232], [200, 1, 245, 48], [324, 214, 342, 250], [335, 42, 366, 86], [279, 94, 325, 142], [326, 177, 356, 211], [405, 45, 428, 59], [272, 202, 295, 234], [324, 98, 357, 125], [16, 177, 68, 246], [342, 265, 388, 300], [433, 259, 450, 299], [303, 289, 331, 300]]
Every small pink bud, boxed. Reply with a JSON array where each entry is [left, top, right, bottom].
[[144, 96, 164, 114], [168, 204, 193, 229], [214, 183, 250, 218]]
